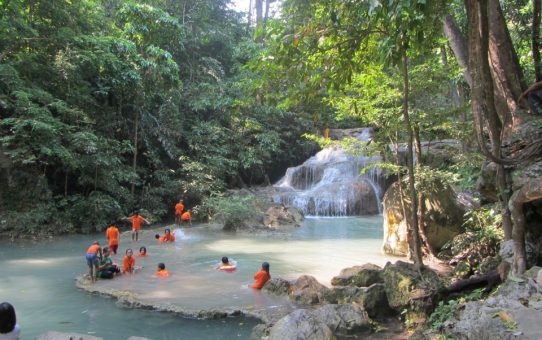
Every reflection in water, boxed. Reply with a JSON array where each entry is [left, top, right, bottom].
[[0, 216, 389, 339]]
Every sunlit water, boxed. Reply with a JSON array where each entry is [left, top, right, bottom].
[[0, 216, 389, 339]]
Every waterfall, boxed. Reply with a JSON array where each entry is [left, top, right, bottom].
[[273, 128, 385, 217]]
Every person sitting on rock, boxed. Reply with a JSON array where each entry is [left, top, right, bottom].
[[252, 262, 270, 289], [98, 247, 120, 279], [155, 263, 170, 277]]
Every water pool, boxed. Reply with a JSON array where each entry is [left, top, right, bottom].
[[0, 216, 389, 339]]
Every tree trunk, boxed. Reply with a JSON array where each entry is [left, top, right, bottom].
[[488, 0, 526, 131], [401, 42, 423, 269], [443, 14, 472, 87], [264, 0, 271, 22], [248, 0, 253, 29], [131, 111, 139, 195], [466, 0, 514, 240], [509, 177, 542, 274], [255, 0, 263, 24], [534, 0, 542, 81]]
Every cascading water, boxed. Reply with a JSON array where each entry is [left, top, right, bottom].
[[273, 128, 385, 217]]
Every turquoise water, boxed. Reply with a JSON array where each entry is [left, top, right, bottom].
[[0, 216, 387, 339]]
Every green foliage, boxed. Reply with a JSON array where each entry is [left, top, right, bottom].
[[429, 288, 485, 331], [203, 193, 259, 229]]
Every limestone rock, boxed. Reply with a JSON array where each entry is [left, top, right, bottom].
[[250, 324, 270, 340], [263, 277, 292, 296], [289, 275, 329, 305], [268, 309, 333, 340], [524, 266, 542, 281], [313, 304, 372, 335], [324, 284, 390, 319], [382, 261, 441, 326], [331, 263, 383, 287], [382, 181, 466, 256], [36, 331, 103, 340], [263, 205, 304, 229], [499, 239, 537, 267]]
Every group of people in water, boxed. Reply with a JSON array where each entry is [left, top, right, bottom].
[[85, 204, 271, 290]]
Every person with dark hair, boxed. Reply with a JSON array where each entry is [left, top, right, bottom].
[[155, 228, 175, 243], [97, 247, 120, 279], [155, 263, 170, 277], [85, 241, 102, 283], [174, 200, 184, 225], [122, 248, 135, 274], [136, 246, 148, 257], [0, 302, 20, 339], [251, 262, 270, 289], [216, 256, 236, 271], [105, 223, 120, 254], [124, 211, 150, 242]]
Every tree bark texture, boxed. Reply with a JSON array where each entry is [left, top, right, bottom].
[[443, 14, 472, 87], [488, 0, 526, 131], [131, 112, 139, 195], [509, 177, 542, 274], [255, 0, 263, 24], [534, 0, 542, 81], [466, 0, 513, 240], [401, 43, 424, 269]]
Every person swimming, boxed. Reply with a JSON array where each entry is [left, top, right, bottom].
[[123, 248, 135, 274], [252, 262, 270, 289], [0, 302, 20, 340], [155, 262, 170, 277], [136, 246, 148, 257], [155, 228, 176, 243], [216, 256, 236, 271]]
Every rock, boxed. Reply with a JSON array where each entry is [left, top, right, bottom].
[[446, 279, 542, 339], [289, 275, 329, 305], [36, 331, 103, 340], [331, 263, 383, 287], [382, 261, 441, 327], [313, 304, 372, 335], [268, 309, 333, 340], [499, 239, 537, 267], [524, 266, 542, 281], [263, 277, 292, 296], [263, 205, 304, 229], [479, 256, 501, 275], [537, 271, 542, 292], [323, 284, 390, 319], [382, 181, 467, 256], [250, 324, 270, 340], [454, 260, 472, 279]]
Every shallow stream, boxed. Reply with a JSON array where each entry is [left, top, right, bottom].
[[0, 216, 389, 339]]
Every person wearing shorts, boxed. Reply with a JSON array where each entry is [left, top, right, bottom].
[[86, 241, 102, 283], [105, 223, 120, 254], [125, 212, 149, 242]]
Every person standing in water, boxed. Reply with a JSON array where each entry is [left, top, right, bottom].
[[252, 262, 271, 289], [125, 211, 150, 242], [105, 223, 120, 254], [180, 210, 192, 226], [85, 241, 102, 283], [0, 302, 20, 340], [174, 200, 184, 225]]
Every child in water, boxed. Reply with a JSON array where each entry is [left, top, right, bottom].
[[216, 256, 236, 271], [252, 262, 270, 289], [123, 248, 136, 274], [155, 263, 170, 277], [155, 228, 175, 243], [136, 246, 148, 257]]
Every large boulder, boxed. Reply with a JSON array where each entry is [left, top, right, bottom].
[[268, 309, 333, 340], [324, 283, 390, 319], [263, 277, 292, 296], [382, 181, 467, 256], [331, 263, 383, 287], [288, 275, 329, 305], [313, 304, 372, 335], [382, 261, 441, 326], [263, 205, 304, 229]]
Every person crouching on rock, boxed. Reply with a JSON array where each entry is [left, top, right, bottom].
[[180, 210, 192, 226], [98, 247, 120, 279], [252, 262, 270, 289], [123, 248, 136, 274], [155, 263, 170, 277]]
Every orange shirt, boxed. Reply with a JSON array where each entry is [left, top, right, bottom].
[[252, 270, 271, 289], [129, 215, 146, 230], [87, 244, 101, 254], [123, 255, 135, 273], [175, 203, 184, 215], [155, 269, 170, 277], [181, 211, 191, 221], [159, 233, 176, 243], [105, 225, 120, 246], [136, 252, 148, 257]]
